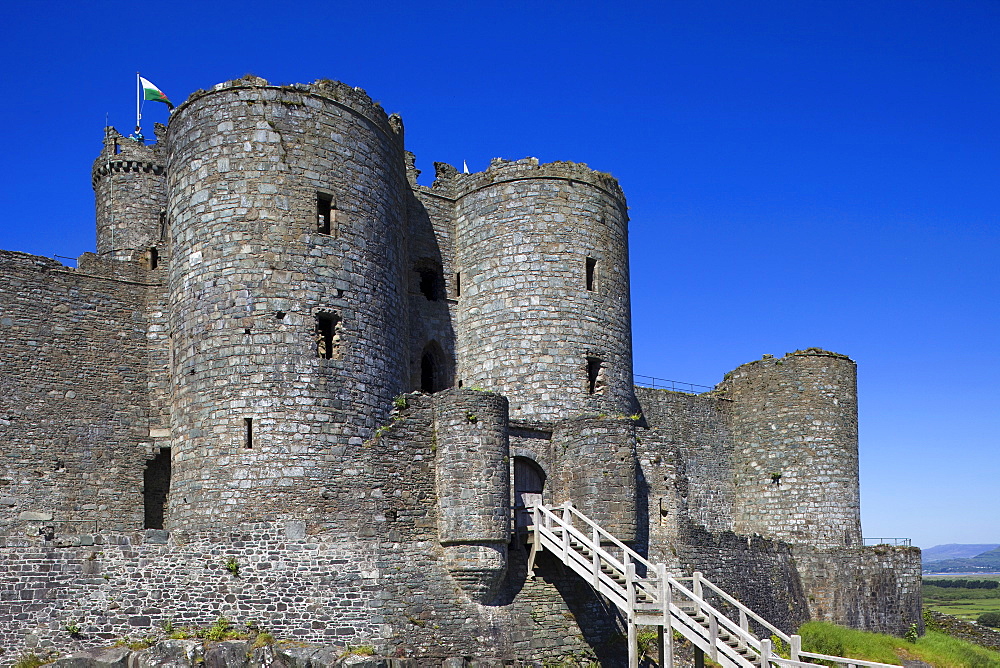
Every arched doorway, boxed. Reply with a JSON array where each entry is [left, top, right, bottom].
[[420, 340, 447, 393], [513, 457, 546, 531]]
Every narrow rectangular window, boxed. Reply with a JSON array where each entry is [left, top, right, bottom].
[[114, 142, 121, 155], [585, 257, 597, 291], [244, 418, 253, 449], [148, 247, 159, 270], [455, 272, 461, 297], [586, 357, 603, 395], [317, 193, 333, 235], [316, 312, 341, 359]]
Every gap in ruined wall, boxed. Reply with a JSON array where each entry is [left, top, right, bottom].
[[143, 448, 171, 530]]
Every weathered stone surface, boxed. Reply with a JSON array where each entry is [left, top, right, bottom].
[[131, 640, 202, 668], [203, 641, 249, 668], [53, 646, 130, 668]]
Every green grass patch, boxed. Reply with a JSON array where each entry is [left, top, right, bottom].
[[923, 583, 1000, 622], [798, 621, 1000, 667]]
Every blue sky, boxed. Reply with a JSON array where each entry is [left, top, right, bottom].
[[1, 1, 996, 549]]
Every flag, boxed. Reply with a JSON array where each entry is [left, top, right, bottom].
[[140, 77, 174, 110], [463, 160, 469, 174]]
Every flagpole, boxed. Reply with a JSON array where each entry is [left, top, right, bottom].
[[136, 72, 141, 134]]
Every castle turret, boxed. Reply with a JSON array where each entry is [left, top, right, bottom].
[[92, 126, 167, 263], [453, 158, 634, 421], [434, 389, 510, 603], [164, 77, 409, 531], [720, 349, 862, 548]]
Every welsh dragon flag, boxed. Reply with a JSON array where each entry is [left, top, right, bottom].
[[140, 76, 174, 110]]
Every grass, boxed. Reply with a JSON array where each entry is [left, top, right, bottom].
[[798, 621, 1000, 667], [13, 655, 47, 668], [923, 579, 1000, 622]]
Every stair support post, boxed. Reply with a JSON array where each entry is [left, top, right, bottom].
[[626, 559, 638, 668], [628, 620, 638, 668], [527, 504, 541, 573], [791, 634, 801, 661], [561, 504, 571, 563], [693, 570, 705, 618], [658, 563, 673, 668], [708, 612, 718, 663], [759, 638, 772, 668], [739, 609, 748, 649], [591, 526, 600, 587], [626, 560, 637, 615]]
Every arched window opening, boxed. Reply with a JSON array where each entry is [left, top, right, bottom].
[[514, 457, 546, 530], [143, 448, 171, 530]]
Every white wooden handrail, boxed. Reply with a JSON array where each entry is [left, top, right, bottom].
[[696, 573, 794, 645], [527, 501, 901, 668]]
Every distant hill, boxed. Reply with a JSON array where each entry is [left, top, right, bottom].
[[923, 544, 1000, 562], [924, 546, 1000, 573]]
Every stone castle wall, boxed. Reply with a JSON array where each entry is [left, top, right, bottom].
[[163, 79, 409, 531], [0, 251, 156, 537], [0, 75, 922, 664]]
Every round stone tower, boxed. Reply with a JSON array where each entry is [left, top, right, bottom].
[[720, 349, 861, 548], [164, 77, 408, 531], [92, 126, 167, 262], [453, 158, 634, 421]]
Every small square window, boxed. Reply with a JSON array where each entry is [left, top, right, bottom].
[[317, 193, 333, 235]]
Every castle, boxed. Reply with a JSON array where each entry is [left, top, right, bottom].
[[0, 76, 920, 664]]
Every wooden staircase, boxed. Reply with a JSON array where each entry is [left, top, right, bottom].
[[527, 502, 901, 668]]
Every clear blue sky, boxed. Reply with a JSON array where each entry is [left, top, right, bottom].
[[1, 1, 996, 549]]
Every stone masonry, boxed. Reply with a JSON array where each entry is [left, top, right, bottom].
[[0, 75, 920, 664]]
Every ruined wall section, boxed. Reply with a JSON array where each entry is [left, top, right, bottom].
[[635, 387, 736, 552], [0, 252, 155, 536], [92, 128, 167, 263], [792, 544, 923, 635], [165, 77, 408, 531], [720, 349, 862, 549], [453, 158, 634, 421]]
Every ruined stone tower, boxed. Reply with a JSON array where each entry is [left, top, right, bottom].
[[0, 76, 921, 663]]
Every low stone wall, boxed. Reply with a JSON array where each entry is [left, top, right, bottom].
[[674, 523, 810, 636], [925, 610, 1000, 651], [792, 544, 923, 635], [0, 525, 383, 657]]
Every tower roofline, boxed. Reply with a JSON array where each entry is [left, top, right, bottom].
[[169, 75, 404, 147]]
